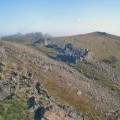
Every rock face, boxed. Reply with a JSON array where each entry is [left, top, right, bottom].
[[47, 43, 93, 63]]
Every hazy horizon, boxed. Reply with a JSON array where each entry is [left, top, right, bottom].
[[0, 0, 120, 36], [1, 31, 120, 38]]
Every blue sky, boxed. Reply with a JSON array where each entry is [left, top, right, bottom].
[[0, 0, 120, 36]]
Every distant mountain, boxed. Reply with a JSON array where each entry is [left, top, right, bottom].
[[1, 32, 45, 43]]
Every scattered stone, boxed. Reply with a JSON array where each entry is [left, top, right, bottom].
[[0, 66, 4, 73], [36, 82, 42, 95], [28, 96, 36, 110], [77, 90, 82, 96], [0, 47, 7, 66], [0, 61, 6, 66], [27, 69, 34, 79], [11, 69, 19, 77]]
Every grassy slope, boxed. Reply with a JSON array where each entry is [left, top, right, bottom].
[[0, 41, 104, 120], [0, 97, 33, 120], [72, 62, 120, 95], [50, 32, 120, 81], [1, 40, 120, 120]]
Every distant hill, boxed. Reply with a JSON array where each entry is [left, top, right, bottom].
[[51, 32, 120, 61], [2, 31, 120, 64], [1, 32, 45, 44]]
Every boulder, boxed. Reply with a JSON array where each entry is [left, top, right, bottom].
[[0, 66, 4, 73], [0, 47, 7, 66]]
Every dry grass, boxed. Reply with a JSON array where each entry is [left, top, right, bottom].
[[2, 40, 119, 120], [52, 32, 120, 61]]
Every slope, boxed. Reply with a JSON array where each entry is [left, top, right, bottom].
[[0, 40, 120, 120]]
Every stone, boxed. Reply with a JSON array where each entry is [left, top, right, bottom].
[[28, 96, 36, 110], [11, 69, 19, 77], [77, 90, 82, 96], [0, 66, 4, 73], [35, 82, 42, 95], [117, 115, 120, 120], [0, 47, 7, 66], [34, 106, 46, 120], [0, 61, 6, 66]]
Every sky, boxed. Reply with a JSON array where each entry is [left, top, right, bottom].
[[0, 0, 120, 36]]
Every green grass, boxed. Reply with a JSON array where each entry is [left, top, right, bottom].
[[2, 66, 12, 75], [43, 80, 106, 120], [72, 62, 120, 96], [0, 97, 33, 120], [33, 69, 105, 120], [102, 58, 120, 73], [30, 45, 57, 58]]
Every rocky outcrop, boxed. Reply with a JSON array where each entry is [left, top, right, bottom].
[[47, 43, 94, 63]]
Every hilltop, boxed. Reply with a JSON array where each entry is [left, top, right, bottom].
[[51, 32, 120, 61], [0, 31, 120, 120], [1, 32, 51, 44]]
